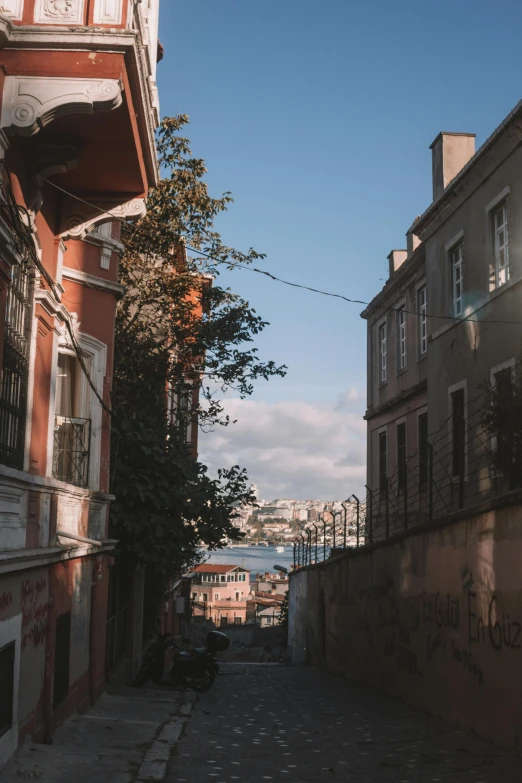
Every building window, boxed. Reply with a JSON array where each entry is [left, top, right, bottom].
[[0, 641, 15, 737], [378, 322, 387, 383], [220, 616, 228, 627], [214, 593, 220, 600], [493, 366, 513, 474], [397, 308, 406, 371], [378, 431, 387, 496], [451, 388, 466, 478], [452, 244, 463, 316], [191, 592, 197, 601], [0, 256, 34, 470], [52, 351, 91, 487], [493, 203, 509, 287], [220, 575, 226, 583], [397, 422, 407, 492], [418, 286, 427, 355], [202, 593, 208, 602], [234, 617, 242, 626], [418, 413, 428, 485]]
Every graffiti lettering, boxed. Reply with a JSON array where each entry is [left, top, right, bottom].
[[468, 593, 521, 650], [384, 632, 422, 677], [452, 640, 484, 685], [0, 590, 13, 612], [20, 576, 49, 650], [426, 632, 447, 662], [423, 592, 460, 629], [461, 566, 474, 594]]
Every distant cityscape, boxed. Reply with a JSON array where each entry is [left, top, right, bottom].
[[231, 484, 346, 544]]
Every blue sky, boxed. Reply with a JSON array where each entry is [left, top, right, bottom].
[[156, 1, 522, 499]]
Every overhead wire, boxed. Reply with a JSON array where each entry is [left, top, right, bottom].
[[0, 163, 114, 418], [41, 176, 522, 327]]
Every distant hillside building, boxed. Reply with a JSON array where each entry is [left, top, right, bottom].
[[189, 564, 250, 626]]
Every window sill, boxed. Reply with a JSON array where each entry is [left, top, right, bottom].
[[396, 367, 407, 377]]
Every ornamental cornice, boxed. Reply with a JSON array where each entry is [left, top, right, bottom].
[[0, 19, 160, 184], [60, 197, 146, 239], [1, 75, 122, 137]]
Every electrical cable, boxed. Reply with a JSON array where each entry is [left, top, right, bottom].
[[40, 176, 522, 327], [0, 163, 114, 418]]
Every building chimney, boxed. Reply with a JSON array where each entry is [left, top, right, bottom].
[[430, 132, 476, 201], [406, 217, 421, 258], [388, 249, 407, 278]]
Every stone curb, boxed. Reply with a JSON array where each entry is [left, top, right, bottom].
[[136, 706, 190, 782]]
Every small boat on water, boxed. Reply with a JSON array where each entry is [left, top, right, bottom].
[[275, 546, 285, 553]]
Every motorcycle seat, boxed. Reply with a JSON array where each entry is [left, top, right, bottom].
[[175, 647, 208, 662]]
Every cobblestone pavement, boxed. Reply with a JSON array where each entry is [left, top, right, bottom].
[[168, 663, 520, 783]]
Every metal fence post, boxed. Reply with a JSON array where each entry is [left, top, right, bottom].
[[293, 540, 297, 568], [404, 460, 408, 531], [428, 444, 433, 521], [313, 523, 318, 563], [365, 485, 373, 544], [350, 494, 360, 548], [332, 511, 336, 551], [341, 502, 348, 548], [322, 514, 326, 560], [459, 448, 465, 509], [384, 479, 390, 538], [307, 529, 312, 564]]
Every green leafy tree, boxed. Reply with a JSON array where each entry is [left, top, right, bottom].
[[110, 116, 286, 596], [278, 590, 289, 628]]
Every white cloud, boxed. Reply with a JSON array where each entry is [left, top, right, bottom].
[[198, 391, 367, 500]]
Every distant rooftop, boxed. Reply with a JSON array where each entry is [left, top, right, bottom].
[[191, 564, 247, 574]]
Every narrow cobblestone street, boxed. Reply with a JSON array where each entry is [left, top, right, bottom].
[[168, 664, 520, 783]]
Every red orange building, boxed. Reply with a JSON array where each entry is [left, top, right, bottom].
[[0, 1, 160, 766]]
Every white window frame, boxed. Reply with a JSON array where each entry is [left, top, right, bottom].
[[397, 306, 407, 371], [492, 202, 509, 288], [0, 614, 22, 768], [417, 284, 427, 356], [214, 593, 220, 601], [378, 321, 387, 384], [46, 329, 107, 491], [451, 243, 463, 317]]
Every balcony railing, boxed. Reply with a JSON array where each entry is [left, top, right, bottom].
[[52, 416, 91, 488]]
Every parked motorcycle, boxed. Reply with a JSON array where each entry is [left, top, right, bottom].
[[133, 630, 229, 692]]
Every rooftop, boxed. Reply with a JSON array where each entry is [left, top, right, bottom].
[[191, 564, 248, 574]]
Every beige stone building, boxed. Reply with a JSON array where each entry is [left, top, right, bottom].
[[363, 100, 522, 534]]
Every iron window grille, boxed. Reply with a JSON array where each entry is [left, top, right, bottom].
[[0, 244, 34, 471], [52, 415, 91, 487]]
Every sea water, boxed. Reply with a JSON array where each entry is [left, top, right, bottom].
[[205, 544, 294, 577]]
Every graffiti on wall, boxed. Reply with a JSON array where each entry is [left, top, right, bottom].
[[357, 563, 522, 689], [21, 576, 49, 650], [0, 590, 13, 613]]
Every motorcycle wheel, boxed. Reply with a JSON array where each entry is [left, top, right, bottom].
[[190, 666, 216, 692], [133, 667, 150, 687]]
